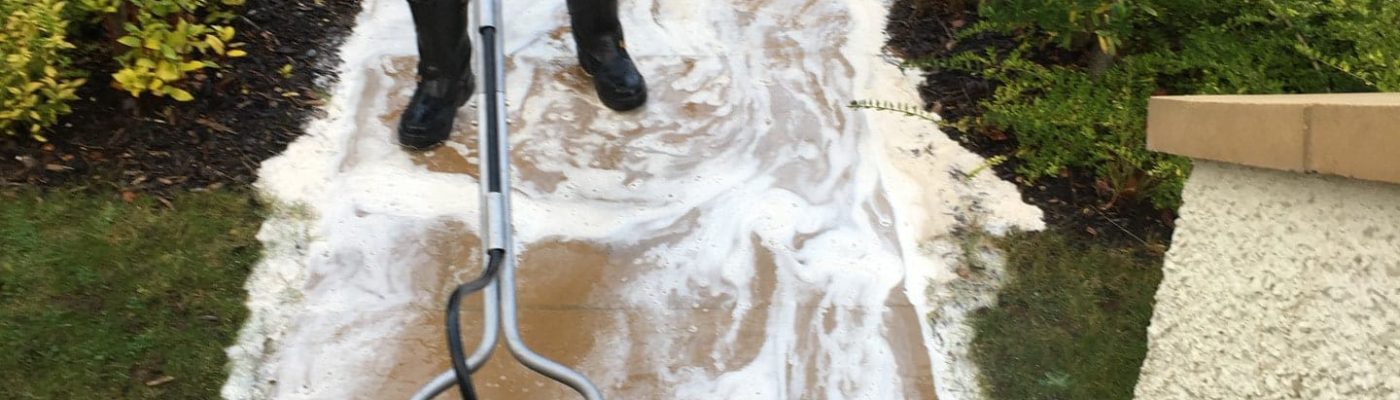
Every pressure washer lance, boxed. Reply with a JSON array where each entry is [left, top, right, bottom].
[[408, 0, 605, 398]]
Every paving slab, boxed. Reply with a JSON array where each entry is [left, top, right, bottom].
[[222, 0, 1043, 399]]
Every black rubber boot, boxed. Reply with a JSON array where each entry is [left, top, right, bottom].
[[568, 0, 647, 111], [400, 0, 474, 150]]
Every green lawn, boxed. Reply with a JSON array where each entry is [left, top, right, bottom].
[[971, 232, 1164, 400], [0, 190, 261, 399]]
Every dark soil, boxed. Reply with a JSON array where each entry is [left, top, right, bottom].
[[0, 0, 362, 194], [885, 0, 1174, 249]]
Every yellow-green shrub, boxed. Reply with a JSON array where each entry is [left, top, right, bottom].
[[77, 0, 246, 101], [0, 0, 86, 141]]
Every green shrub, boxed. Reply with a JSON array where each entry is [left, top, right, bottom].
[[0, 0, 86, 141], [75, 0, 246, 101], [904, 0, 1400, 210], [1281, 0, 1400, 91], [934, 48, 1191, 208], [967, 0, 1147, 56]]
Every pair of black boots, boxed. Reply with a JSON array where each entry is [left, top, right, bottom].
[[399, 0, 648, 150]]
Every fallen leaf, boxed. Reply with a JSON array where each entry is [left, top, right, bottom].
[[195, 118, 235, 134], [45, 164, 66, 172], [145, 376, 176, 387], [1147, 243, 1168, 254], [156, 196, 174, 210], [122, 191, 137, 202], [951, 19, 966, 28], [158, 177, 174, 185]]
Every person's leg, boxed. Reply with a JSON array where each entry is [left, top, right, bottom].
[[568, 0, 647, 111], [400, 0, 474, 150]]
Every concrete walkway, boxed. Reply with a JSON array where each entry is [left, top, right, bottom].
[[223, 0, 1041, 399]]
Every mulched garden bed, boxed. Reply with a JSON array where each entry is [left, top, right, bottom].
[[0, 0, 362, 195], [885, 0, 1175, 249]]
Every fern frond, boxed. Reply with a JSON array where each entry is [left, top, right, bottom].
[[847, 100, 941, 123]]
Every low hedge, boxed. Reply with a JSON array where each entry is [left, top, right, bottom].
[[913, 0, 1400, 210]]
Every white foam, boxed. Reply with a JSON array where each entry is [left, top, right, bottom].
[[225, 0, 1043, 398]]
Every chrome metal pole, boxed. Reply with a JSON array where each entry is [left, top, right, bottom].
[[479, 0, 603, 397], [410, 0, 604, 397], [498, 247, 606, 399], [408, 283, 499, 400]]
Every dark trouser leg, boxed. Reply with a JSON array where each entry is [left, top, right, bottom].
[[567, 0, 648, 111], [399, 0, 474, 150], [567, 0, 622, 52]]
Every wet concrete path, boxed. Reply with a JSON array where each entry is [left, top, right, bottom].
[[224, 0, 1042, 399]]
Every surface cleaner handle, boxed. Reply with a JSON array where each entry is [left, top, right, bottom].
[[474, 0, 606, 399], [477, 0, 508, 252]]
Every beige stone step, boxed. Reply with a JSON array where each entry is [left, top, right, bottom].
[[1148, 93, 1400, 184]]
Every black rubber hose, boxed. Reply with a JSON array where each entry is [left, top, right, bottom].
[[447, 21, 506, 400], [447, 248, 506, 400], [481, 26, 503, 193]]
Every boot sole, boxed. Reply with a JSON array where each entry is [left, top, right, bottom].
[[599, 88, 648, 112], [580, 65, 647, 111], [398, 131, 450, 151]]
